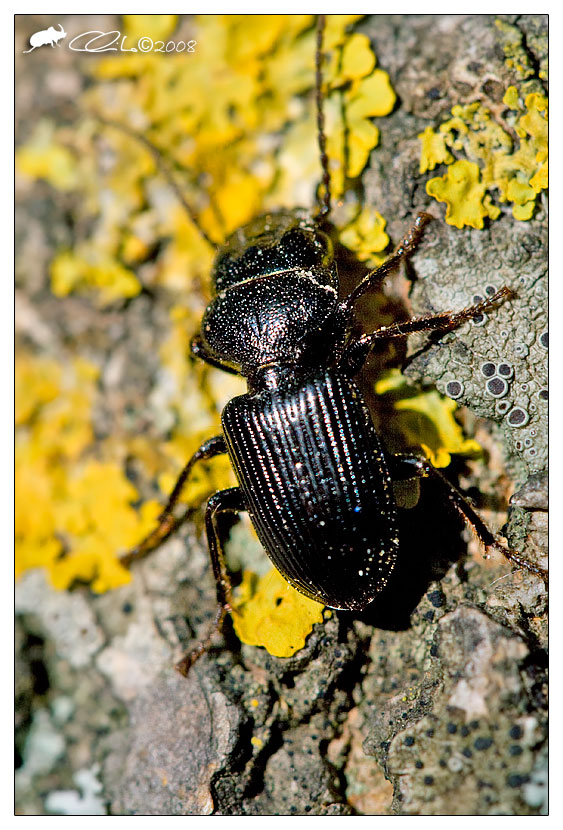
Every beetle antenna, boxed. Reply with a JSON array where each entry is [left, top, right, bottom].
[[95, 116, 219, 249], [315, 14, 331, 220]]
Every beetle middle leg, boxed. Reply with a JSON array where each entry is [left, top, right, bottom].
[[120, 434, 227, 566], [388, 454, 547, 579], [175, 487, 245, 676]]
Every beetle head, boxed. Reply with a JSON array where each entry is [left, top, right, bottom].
[[212, 209, 337, 294]]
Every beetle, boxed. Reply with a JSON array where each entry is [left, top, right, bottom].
[[23, 23, 67, 53], [119, 15, 543, 675]]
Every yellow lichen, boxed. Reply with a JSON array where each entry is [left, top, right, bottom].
[[15, 356, 62, 425], [16, 121, 79, 191], [494, 18, 536, 81], [420, 85, 548, 227], [338, 33, 376, 80], [418, 126, 454, 173], [50, 249, 141, 306], [15, 354, 162, 591], [326, 61, 396, 197], [503, 85, 520, 111], [232, 569, 325, 658], [121, 14, 178, 42], [47, 461, 161, 593], [338, 207, 389, 266], [426, 160, 495, 230], [375, 370, 482, 468]]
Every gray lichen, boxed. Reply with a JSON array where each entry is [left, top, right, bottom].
[[363, 607, 544, 815], [405, 219, 547, 483]]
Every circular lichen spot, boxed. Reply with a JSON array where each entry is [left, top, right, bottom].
[[497, 362, 514, 378], [480, 361, 496, 378], [486, 377, 509, 398], [538, 389, 548, 400], [514, 342, 530, 358], [539, 331, 548, 349], [485, 284, 498, 296], [496, 399, 511, 415], [507, 407, 530, 428], [445, 380, 464, 399]]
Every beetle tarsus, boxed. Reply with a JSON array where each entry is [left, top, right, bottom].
[[175, 603, 230, 676], [485, 540, 547, 581], [204, 487, 245, 610]]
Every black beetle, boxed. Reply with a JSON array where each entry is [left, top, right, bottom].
[[120, 16, 541, 674]]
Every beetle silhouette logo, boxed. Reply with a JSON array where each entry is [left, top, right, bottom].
[[23, 23, 67, 53]]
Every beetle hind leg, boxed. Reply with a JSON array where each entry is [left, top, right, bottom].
[[388, 453, 547, 580], [176, 486, 246, 676]]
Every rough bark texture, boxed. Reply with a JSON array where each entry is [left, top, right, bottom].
[[16, 15, 547, 816]]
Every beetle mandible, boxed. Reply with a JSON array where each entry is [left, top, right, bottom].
[[120, 15, 542, 675]]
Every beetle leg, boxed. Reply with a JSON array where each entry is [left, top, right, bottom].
[[176, 486, 245, 675], [339, 212, 433, 316], [388, 453, 547, 579], [339, 288, 511, 375], [120, 434, 227, 567]]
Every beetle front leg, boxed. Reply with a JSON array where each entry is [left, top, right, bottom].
[[339, 288, 511, 375], [388, 453, 547, 579], [175, 486, 246, 676], [120, 434, 227, 567], [339, 212, 433, 316]]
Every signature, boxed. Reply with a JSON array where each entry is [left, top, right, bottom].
[[68, 30, 196, 53]]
